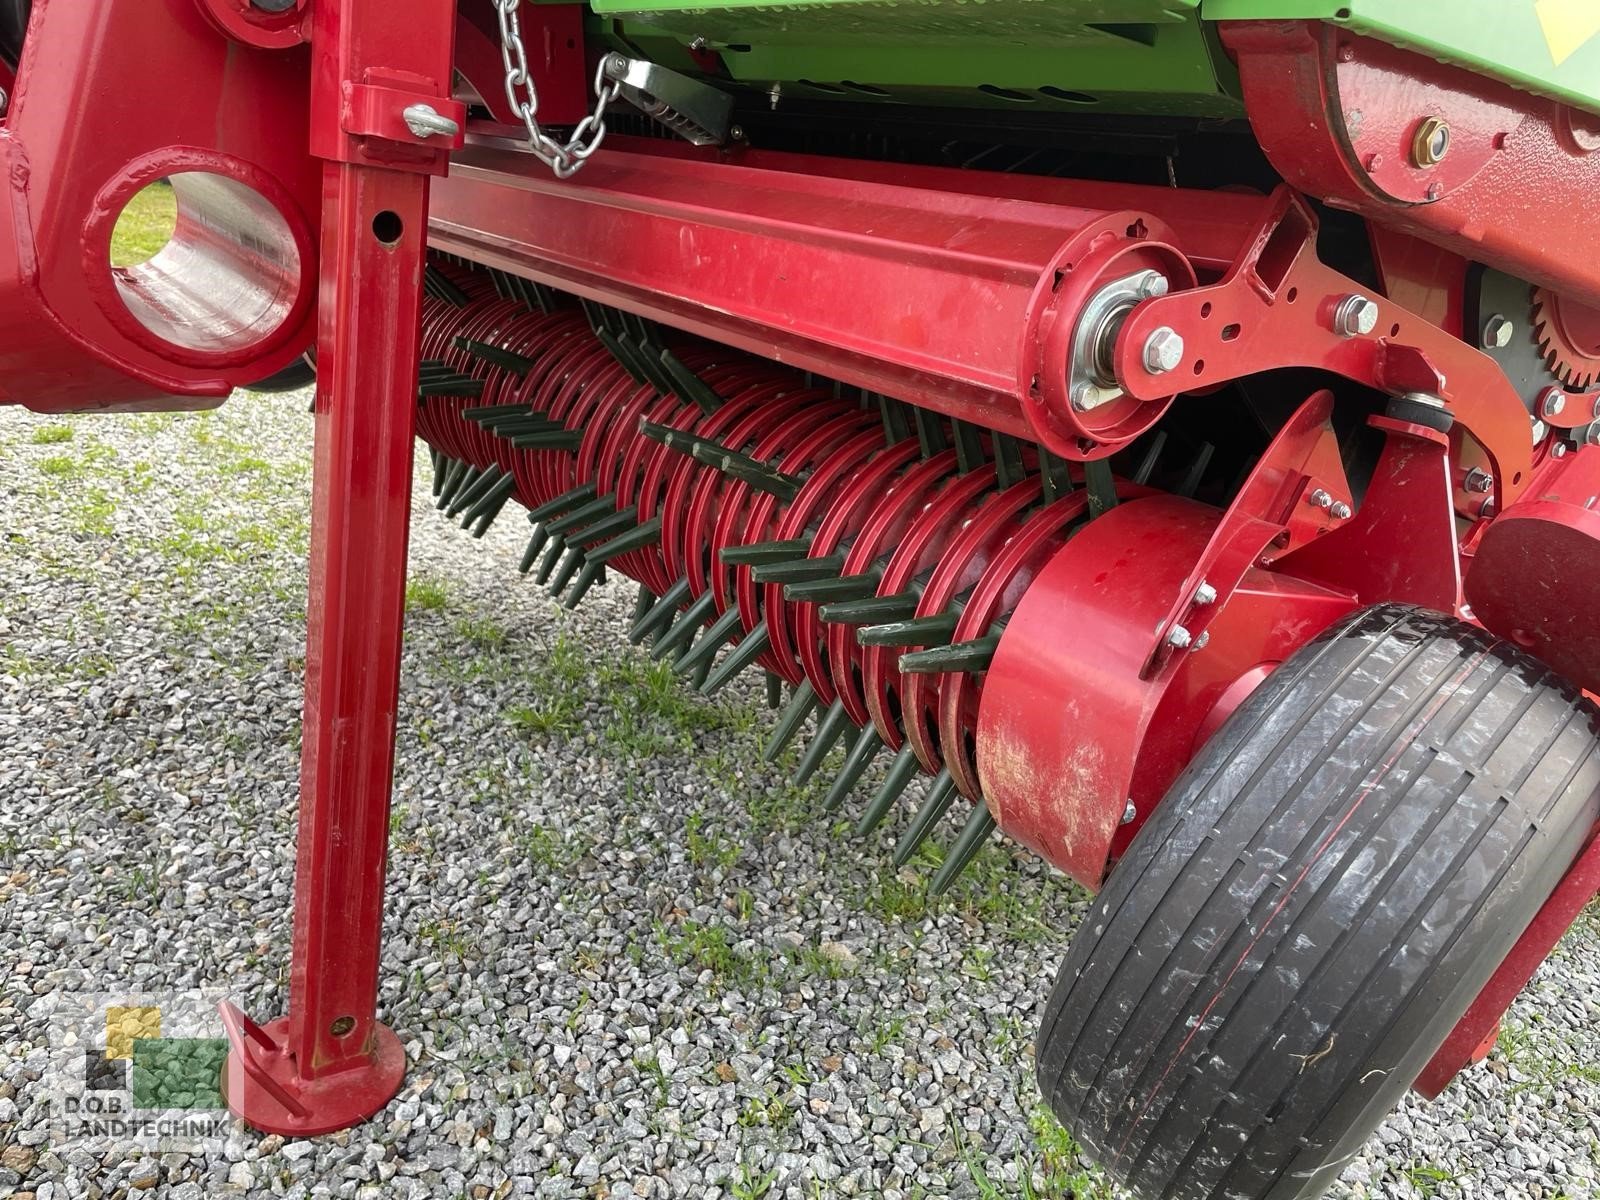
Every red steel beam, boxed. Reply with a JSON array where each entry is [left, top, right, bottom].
[[427, 136, 1273, 442]]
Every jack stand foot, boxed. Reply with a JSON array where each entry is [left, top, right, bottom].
[[220, 1003, 405, 1137]]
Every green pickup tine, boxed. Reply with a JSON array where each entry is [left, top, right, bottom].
[[651, 589, 717, 660], [546, 546, 586, 597], [468, 491, 513, 538], [750, 553, 846, 585], [879, 394, 912, 445], [823, 727, 883, 813], [572, 505, 638, 548], [632, 584, 657, 625], [893, 770, 956, 866], [462, 402, 532, 422], [1085, 458, 1119, 518], [793, 699, 852, 786], [435, 460, 471, 510], [765, 672, 784, 709], [857, 612, 959, 649], [994, 434, 1025, 489], [784, 573, 878, 604], [519, 526, 550, 575], [928, 807, 998, 896], [424, 263, 469, 307], [818, 592, 918, 626], [1039, 448, 1073, 503], [630, 578, 690, 642], [1178, 441, 1215, 499], [454, 337, 536, 376], [590, 515, 662, 564], [659, 348, 724, 415], [952, 421, 986, 474], [855, 744, 921, 835], [535, 534, 567, 585], [701, 620, 770, 695], [675, 605, 743, 675], [1132, 430, 1168, 486], [448, 464, 502, 518], [524, 483, 601, 524], [510, 430, 583, 452], [764, 679, 818, 762], [418, 375, 485, 399], [461, 471, 518, 526], [717, 453, 803, 502], [898, 634, 1000, 675], [913, 407, 948, 459], [593, 326, 650, 387], [526, 483, 597, 524], [544, 495, 618, 537], [721, 539, 811, 566], [562, 561, 606, 609]]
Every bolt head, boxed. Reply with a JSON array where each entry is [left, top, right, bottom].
[[1552, 442, 1570, 458], [1532, 418, 1549, 445], [1308, 487, 1334, 510], [1540, 388, 1568, 419], [1166, 624, 1193, 650], [1194, 582, 1218, 607], [1330, 501, 1353, 521], [1333, 295, 1379, 338], [1142, 327, 1184, 375], [1463, 467, 1493, 494], [1192, 631, 1211, 651], [1137, 273, 1170, 300], [1482, 315, 1515, 350], [1121, 799, 1137, 825], [1587, 422, 1600, 447]]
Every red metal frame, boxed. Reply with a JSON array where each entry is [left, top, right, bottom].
[[217, 0, 458, 1134], [1223, 21, 1600, 311]]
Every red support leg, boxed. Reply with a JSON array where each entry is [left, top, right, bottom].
[[222, 161, 430, 1135]]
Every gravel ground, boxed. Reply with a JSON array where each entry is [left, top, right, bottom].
[[0, 395, 1597, 1200]]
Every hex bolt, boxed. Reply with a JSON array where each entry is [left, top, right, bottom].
[[1121, 799, 1137, 826], [1330, 501, 1353, 520], [1307, 487, 1334, 510], [1142, 327, 1184, 374], [1193, 582, 1218, 607], [402, 104, 461, 141], [1481, 315, 1515, 350], [1192, 631, 1211, 651], [1532, 418, 1549, 445], [1412, 117, 1451, 167], [1463, 467, 1493, 494], [1332, 294, 1379, 338], [1552, 442, 1570, 459], [1540, 388, 1568, 420], [1587, 422, 1600, 447], [1138, 274, 1170, 300], [1479, 497, 1498, 519], [0, 87, 8, 117], [1166, 624, 1193, 649]]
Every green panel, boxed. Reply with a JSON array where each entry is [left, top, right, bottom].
[[595, 0, 1244, 117], [1201, 0, 1600, 114]]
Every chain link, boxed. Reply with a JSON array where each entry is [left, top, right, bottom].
[[493, 0, 622, 178]]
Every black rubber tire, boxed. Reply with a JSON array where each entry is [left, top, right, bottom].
[[1036, 604, 1600, 1200]]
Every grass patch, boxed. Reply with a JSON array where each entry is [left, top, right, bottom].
[[30, 424, 73, 445], [405, 576, 450, 613], [110, 182, 178, 268]]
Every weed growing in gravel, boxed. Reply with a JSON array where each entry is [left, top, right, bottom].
[[29, 423, 73, 444], [724, 1162, 778, 1200], [454, 615, 508, 649], [1021, 1105, 1113, 1200], [405, 575, 450, 612], [1494, 1015, 1600, 1095], [685, 812, 741, 870], [506, 696, 581, 737], [636, 1054, 671, 1110], [657, 918, 759, 988]]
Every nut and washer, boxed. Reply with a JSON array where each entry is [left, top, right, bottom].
[[1462, 467, 1493, 494], [1142, 327, 1185, 375], [1307, 488, 1334, 510], [1193, 582, 1218, 607], [1332, 294, 1379, 338], [1412, 117, 1451, 167], [1166, 625, 1193, 650], [1481, 315, 1515, 350], [1330, 501, 1353, 520]]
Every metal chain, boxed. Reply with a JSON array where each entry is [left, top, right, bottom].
[[493, 0, 622, 178]]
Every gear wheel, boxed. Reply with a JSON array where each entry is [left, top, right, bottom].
[[1532, 287, 1600, 389]]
